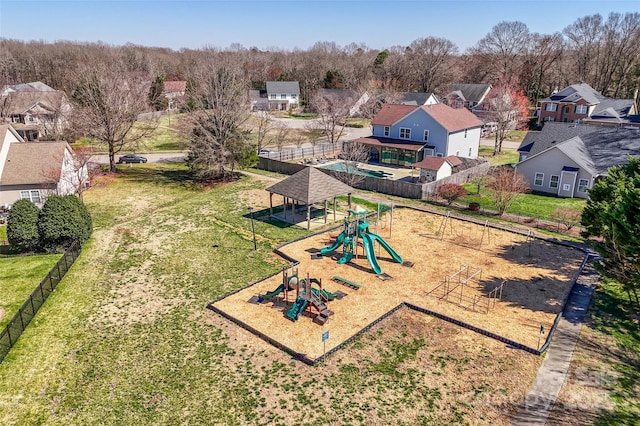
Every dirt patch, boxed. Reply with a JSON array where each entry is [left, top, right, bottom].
[[213, 207, 586, 359]]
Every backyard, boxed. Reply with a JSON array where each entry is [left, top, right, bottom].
[[0, 162, 632, 425]]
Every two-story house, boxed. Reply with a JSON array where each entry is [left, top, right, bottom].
[[352, 103, 483, 167], [515, 122, 640, 198], [0, 124, 86, 208], [538, 83, 638, 127], [0, 82, 71, 141], [441, 83, 492, 110], [266, 81, 300, 111], [163, 80, 187, 111]]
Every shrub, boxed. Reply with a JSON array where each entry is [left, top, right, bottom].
[[38, 195, 92, 251], [6, 199, 41, 252], [435, 183, 468, 206]]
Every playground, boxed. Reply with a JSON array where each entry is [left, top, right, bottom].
[[212, 206, 586, 360]]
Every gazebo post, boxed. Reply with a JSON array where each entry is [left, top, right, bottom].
[[324, 199, 328, 223], [283, 196, 287, 220], [306, 204, 311, 230], [269, 193, 273, 217], [333, 197, 336, 220], [348, 193, 352, 209]]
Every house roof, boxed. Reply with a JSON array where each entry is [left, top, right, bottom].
[[418, 104, 484, 132], [413, 155, 462, 170], [2, 90, 67, 115], [249, 89, 267, 101], [1, 81, 56, 95], [163, 81, 186, 93], [591, 98, 635, 119], [1, 141, 70, 185], [398, 92, 437, 105], [266, 81, 300, 95], [447, 84, 491, 104], [517, 123, 640, 175], [265, 166, 353, 204], [544, 83, 601, 105], [370, 104, 417, 126], [316, 88, 360, 104], [353, 136, 430, 151]]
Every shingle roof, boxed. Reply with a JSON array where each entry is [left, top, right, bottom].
[[265, 166, 353, 204], [591, 98, 635, 118], [398, 92, 437, 105], [2, 90, 67, 114], [370, 104, 417, 126], [316, 88, 360, 104], [413, 155, 463, 170], [1, 141, 69, 185], [545, 83, 601, 104], [266, 81, 300, 95], [448, 84, 491, 104], [418, 104, 484, 131], [518, 123, 640, 175], [353, 136, 430, 151]]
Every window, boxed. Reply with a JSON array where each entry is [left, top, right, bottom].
[[549, 175, 559, 188], [578, 179, 589, 192], [534, 172, 544, 186], [423, 130, 429, 141], [11, 115, 20, 123], [545, 103, 557, 112], [280, 94, 286, 99], [544, 117, 555, 122], [464, 129, 468, 138], [399, 127, 411, 139], [270, 94, 276, 99], [20, 190, 41, 204], [455, 151, 460, 156], [468, 147, 472, 157], [575, 105, 588, 114], [384, 126, 390, 137], [291, 94, 297, 99]]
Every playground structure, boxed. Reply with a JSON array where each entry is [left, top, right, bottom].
[[320, 209, 402, 275], [259, 268, 337, 325], [438, 211, 493, 250], [426, 265, 507, 314]]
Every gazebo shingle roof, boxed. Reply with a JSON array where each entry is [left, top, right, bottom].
[[266, 167, 353, 204]]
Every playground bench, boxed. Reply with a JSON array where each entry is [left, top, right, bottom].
[[332, 276, 361, 290]]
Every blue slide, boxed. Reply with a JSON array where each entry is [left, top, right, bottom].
[[286, 296, 308, 321], [361, 232, 403, 275], [320, 231, 346, 255]]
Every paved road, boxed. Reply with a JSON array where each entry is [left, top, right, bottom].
[[93, 152, 187, 165]]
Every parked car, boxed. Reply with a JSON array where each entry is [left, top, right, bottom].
[[117, 154, 147, 164]]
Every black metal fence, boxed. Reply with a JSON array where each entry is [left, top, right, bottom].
[[0, 240, 81, 363]]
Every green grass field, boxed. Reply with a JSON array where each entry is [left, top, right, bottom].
[[478, 146, 520, 166], [0, 254, 61, 329]]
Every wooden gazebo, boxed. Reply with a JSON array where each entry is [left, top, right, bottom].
[[265, 167, 353, 230]]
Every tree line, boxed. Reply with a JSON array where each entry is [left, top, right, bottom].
[[1, 12, 639, 104]]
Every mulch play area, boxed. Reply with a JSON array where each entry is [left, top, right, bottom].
[[211, 207, 586, 361]]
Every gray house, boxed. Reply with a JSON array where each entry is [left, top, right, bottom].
[[515, 123, 640, 198]]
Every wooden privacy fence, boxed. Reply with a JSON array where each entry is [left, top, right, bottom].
[[0, 240, 81, 363]]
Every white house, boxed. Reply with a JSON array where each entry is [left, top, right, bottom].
[[0, 124, 86, 208], [266, 81, 300, 111]]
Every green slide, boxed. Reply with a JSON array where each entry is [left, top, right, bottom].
[[369, 232, 403, 264], [286, 296, 308, 321], [263, 283, 286, 299], [361, 232, 403, 275], [311, 287, 336, 301], [320, 231, 346, 255], [337, 251, 353, 265]]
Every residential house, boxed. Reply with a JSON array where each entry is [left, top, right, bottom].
[[538, 83, 638, 127], [266, 81, 300, 111], [352, 103, 483, 167], [412, 155, 462, 183], [442, 83, 492, 110], [249, 89, 269, 111], [0, 124, 85, 208], [398, 92, 439, 106], [163, 80, 186, 111], [515, 122, 640, 198], [315, 88, 370, 117], [0, 82, 72, 141]]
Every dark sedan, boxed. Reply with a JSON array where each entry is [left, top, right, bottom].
[[117, 154, 148, 164]]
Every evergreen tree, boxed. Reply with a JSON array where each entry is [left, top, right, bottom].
[[6, 199, 41, 252]]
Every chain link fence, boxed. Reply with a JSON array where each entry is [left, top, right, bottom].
[[0, 240, 81, 363]]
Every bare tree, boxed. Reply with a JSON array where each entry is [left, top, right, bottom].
[[470, 21, 531, 82], [308, 92, 348, 151], [405, 37, 459, 93], [303, 120, 324, 158], [70, 64, 157, 172], [486, 167, 530, 215], [333, 141, 370, 187], [551, 207, 582, 231], [271, 122, 291, 157], [184, 66, 252, 180], [482, 79, 530, 155], [251, 110, 275, 153]]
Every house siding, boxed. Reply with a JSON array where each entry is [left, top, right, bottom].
[[515, 149, 593, 198], [446, 128, 481, 158]]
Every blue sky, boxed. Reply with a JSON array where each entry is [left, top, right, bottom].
[[1, 1, 638, 52]]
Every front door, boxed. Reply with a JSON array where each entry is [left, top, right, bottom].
[[558, 171, 577, 197]]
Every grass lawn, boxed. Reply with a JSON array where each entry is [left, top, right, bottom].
[[462, 184, 587, 220], [0, 254, 61, 329], [547, 277, 640, 425], [0, 225, 6, 242], [478, 146, 520, 166], [0, 162, 552, 425]]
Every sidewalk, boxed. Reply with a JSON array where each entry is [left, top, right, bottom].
[[511, 258, 599, 425]]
